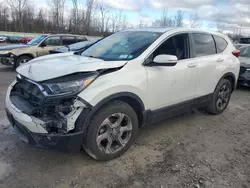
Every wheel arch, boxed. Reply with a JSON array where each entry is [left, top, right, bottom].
[[220, 72, 236, 92], [16, 53, 35, 60], [76, 92, 146, 133]]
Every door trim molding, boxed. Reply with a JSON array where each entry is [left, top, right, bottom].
[[142, 93, 213, 126]]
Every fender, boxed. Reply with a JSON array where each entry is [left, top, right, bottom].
[[75, 92, 145, 132]]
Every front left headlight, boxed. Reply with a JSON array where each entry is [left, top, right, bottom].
[[43, 73, 98, 96], [0, 51, 11, 55]]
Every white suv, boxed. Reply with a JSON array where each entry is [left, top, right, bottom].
[[5, 28, 240, 160]]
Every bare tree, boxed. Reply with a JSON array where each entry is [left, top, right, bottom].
[[97, 0, 110, 35], [217, 20, 227, 33], [49, 0, 66, 32], [110, 12, 117, 33], [0, 4, 9, 31], [104, 15, 110, 35], [7, 0, 29, 31], [71, 0, 79, 33], [121, 15, 129, 30], [175, 10, 184, 27], [189, 13, 201, 28], [153, 8, 175, 27], [85, 0, 95, 35], [0, 0, 135, 35]]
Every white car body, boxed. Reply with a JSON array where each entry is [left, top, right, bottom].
[[5, 28, 240, 156]]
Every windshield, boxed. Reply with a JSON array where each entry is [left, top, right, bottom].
[[27, 35, 48, 45], [81, 31, 162, 61], [239, 46, 250, 57]]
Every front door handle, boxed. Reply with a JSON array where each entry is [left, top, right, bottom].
[[187, 63, 197, 68], [217, 58, 224, 62]]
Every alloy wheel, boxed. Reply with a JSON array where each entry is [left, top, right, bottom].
[[19, 59, 29, 65], [216, 84, 230, 110], [96, 113, 132, 154]]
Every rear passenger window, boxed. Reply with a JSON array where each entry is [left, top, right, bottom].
[[214, 35, 228, 53], [62, 36, 76, 45], [76, 36, 87, 42], [193, 33, 216, 57]]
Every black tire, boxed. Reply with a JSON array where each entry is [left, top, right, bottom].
[[83, 101, 139, 161], [14, 55, 33, 68], [207, 79, 232, 115]]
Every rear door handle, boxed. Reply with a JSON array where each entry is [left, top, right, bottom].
[[187, 63, 197, 68], [217, 58, 224, 62]]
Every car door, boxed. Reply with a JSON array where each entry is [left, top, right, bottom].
[[189, 33, 222, 97], [37, 36, 62, 57], [145, 33, 198, 111]]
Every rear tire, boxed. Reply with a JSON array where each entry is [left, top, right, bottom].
[[83, 101, 139, 161], [14, 55, 33, 68], [207, 79, 232, 115]]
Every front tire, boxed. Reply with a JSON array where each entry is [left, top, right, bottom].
[[14, 55, 33, 68], [83, 101, 139, 161], [207, 79, 232, 115]]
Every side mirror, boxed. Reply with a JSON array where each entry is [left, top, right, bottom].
[[153, 54, 178, 65], [40, 42, 46, 47]]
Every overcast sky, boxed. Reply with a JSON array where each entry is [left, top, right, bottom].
[[36, 0, 250, 35]]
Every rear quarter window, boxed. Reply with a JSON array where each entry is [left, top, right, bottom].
[[76, 36, 87, 42], [192, 33, 216, 57], [214, 35, 228, 53], [62, 36, 77, 45]]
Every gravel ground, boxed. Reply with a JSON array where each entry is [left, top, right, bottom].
[[0, 65, 250, 188]]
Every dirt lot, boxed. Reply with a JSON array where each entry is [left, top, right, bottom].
[[0, 65, 250, 188]]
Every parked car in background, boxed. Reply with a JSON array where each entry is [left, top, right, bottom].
[[5, 28, 240, 161], [235, 43, 250, 49], [49, 40, 98, 54], [8, 36, 22, 43], [240, 38, 250, 44], [0, 34, 88, 68], [238, 45, 250, 87], [0, 36, 8, 43], [19, 37, 33, 44]]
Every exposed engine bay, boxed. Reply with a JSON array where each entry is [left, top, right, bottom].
[[9, 75, 86, 134]]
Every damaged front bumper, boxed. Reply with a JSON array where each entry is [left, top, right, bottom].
[[5, 80, 89, 152], [0, 53, 15, 66]]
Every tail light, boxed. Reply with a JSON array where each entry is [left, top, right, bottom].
[[232, 50, 240, 57]]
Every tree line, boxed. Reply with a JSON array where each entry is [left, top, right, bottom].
[[0, 0, 202, 36]]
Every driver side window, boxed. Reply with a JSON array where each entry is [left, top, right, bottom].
[[152, 33, 189, 60], [44, 36, 60, 46]]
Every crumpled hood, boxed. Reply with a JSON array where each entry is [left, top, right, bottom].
[[239, 56, 250, 67], [0, 44, 29, 51], [16, 53, 127, 82]]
